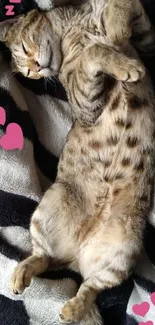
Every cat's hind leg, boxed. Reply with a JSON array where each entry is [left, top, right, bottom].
[[59, 181, 147, 323], [10, 181, 85, 295], [11, 197, 52, 294], [11, 255, 49, 294]]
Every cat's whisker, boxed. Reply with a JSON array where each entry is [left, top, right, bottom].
[[47, 77, 57, 90], [9, 70, 18, 78], [7, 71, 17, 78], [44, 78, 47, 92]]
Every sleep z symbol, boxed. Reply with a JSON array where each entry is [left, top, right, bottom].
[[5, 0, 22, 16]]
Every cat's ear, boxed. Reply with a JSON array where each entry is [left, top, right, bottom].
[[0, 16, 23, 43], [0, 18, 17, 43]]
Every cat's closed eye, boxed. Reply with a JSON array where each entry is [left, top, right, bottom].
[[22, 43, 28, 55]]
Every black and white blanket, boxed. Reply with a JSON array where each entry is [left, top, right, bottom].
[[1, 1, 155, 325]]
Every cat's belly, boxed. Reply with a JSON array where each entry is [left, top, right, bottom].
[[58, 116, 138, 187]]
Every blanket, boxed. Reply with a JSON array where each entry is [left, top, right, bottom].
[[1, 1, 155, 324]]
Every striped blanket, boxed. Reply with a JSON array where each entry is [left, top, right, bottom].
[[1, 1, 155, 324]]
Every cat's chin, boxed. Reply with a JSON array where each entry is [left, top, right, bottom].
[[39, 65, 60, 78], [39, 68, 56, 78]]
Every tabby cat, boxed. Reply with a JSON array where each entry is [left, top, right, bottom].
[[0, 0, 155, 324]]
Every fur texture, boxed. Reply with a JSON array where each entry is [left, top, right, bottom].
[[1, 0, 155, 323]]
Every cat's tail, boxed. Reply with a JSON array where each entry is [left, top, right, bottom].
[[81, 303, 103, 325]]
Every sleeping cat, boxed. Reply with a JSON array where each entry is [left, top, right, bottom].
[[0, 0, 155, 324]]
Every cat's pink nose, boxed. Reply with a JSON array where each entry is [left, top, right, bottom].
[[35, 61, 43, 72]]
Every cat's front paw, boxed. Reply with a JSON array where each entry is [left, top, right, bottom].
[[114, 59, 145, 82], [10, 262, 32, 294], [59, 297, 85, 323], [104, 2, 132, 46]]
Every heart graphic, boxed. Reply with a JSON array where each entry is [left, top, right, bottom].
[[139, 320, 153, 325], [150, 292, 155, 305], [132, 302, 150, 317], [0, 123, 24, 150], [0, 106, 6, 125]]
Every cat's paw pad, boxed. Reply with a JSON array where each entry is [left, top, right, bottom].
[[10, 263, 32, 295], [115, 60, 145, 82], [59, 297, 85, 323]]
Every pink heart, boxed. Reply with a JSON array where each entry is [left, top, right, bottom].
[[150, 292, 155, 305], [0, 123, 24, 150], [139, 320, 153, 325], [132, 302, 150, 317], [0, 107, 6, 125]]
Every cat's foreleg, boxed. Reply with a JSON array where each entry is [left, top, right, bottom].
[[104, 0, 133, 45], [104, 0, 155, 55], [81, 44, 145, 82], [66, 43, 145, 126]]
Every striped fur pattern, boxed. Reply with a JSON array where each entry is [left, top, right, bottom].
[[1, 0, 154, 323]]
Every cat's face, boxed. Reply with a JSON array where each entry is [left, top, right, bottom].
[[0, 10, 62, 79]]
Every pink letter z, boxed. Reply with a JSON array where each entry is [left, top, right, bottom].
[[5, 5, 15, 16]]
